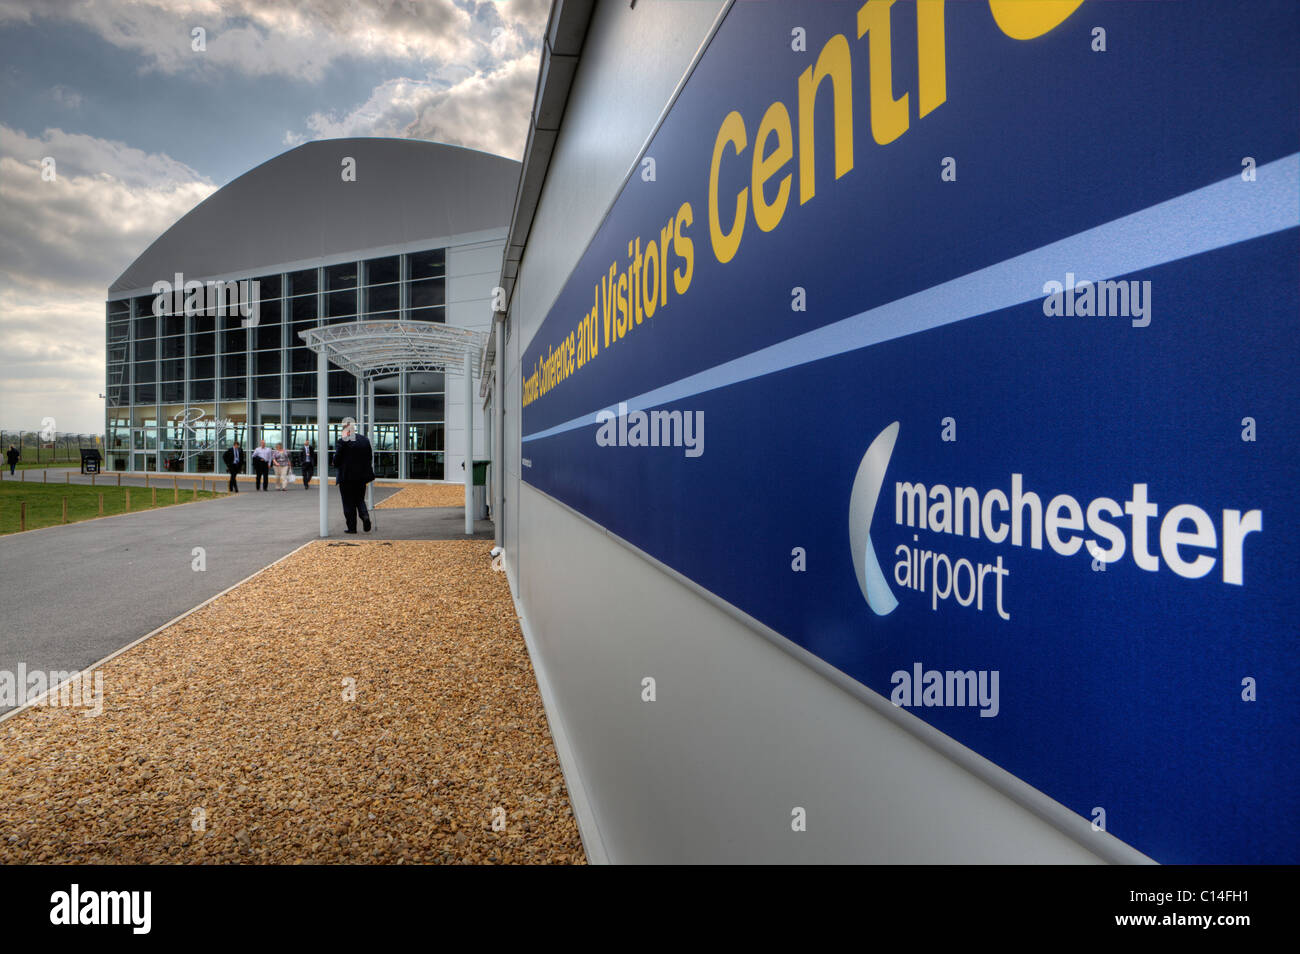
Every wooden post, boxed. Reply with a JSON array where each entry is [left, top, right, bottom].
[[145, 473, 150, 488], [62, 497, 68, 523], [151, 486, 157, 507], [20, 469, 24, 482], [43, 469, 47, 484], [193, 482, 198, 501], [173, 485, 179, 503], [20, 502, 26, 532], [65, 471, 70, 484], [98, 493, 104, 515], [172, 476, 177, 492], [125, 489, 131, 511], [91, 473, 96, 486], [117, 473, 121, 486]]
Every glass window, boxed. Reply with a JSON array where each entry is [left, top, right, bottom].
[[290, 347, 315, 373], [255, 323, 282, 350], [365, 283, 399, 315], [222, 352, 247, 376], [108, 321, 129, 342], [135, 338, 156, 362], [191, 314, 216, 335], [373, 374, 400, 394], [256, 376, 280, 399], [288, 269, 317, 296], [373, 452, 399, 479], [326, 262, 357, 291], [374, 396, 399, 421], [107, 384, 128, 405], [161, 381, 184, 403], [291, 297, 317, 323], [409, 278, 445, 308], [133, 314, 156, 339], [221, 326, 246, 353], [134, 384, 157, 403], [255, 351, 280, 375], [108, 299, 130, 319], [161, 358, 185, 380], [407, 394, 444, 421], [407, 422, 444, 451], [409, 306, 445, 324], [365, 255, 400, 285], [290, 374, 316, 398], [406, 371, 444, 393], [407, 451, 444, 480], [254, 274, 282, 300], [162, 314, 185, 336], [190, 356, 215, 378], [327, 290, 356, 318], [192, 333, 215, 356], [221, 378, 247, 401], [135, 362, 156, 384], [161, 336, 186, 359], [190, 380, 214, 401], [328, 370, 355, 397], [133, 295, 155, 318], [407, 248, 445, 280]]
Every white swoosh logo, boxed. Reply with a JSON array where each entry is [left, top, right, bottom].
[[848, 422, 900, 616]]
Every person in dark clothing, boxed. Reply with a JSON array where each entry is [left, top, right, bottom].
[[333, 418, 375, 533], [300, 441, 316, 490], [5, 445, 18, 476], [222, 442, 245, 492]]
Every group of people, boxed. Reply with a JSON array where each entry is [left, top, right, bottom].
[[220, 418, 375, 533], [221, 439, 315, 493]]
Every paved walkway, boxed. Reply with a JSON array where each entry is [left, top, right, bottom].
[[0, 482, 492, 713]]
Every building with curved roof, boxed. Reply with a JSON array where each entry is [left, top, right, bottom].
[[105, 137, 518, 480]]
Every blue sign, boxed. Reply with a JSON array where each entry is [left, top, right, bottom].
[[520, 0, 1299, 863]]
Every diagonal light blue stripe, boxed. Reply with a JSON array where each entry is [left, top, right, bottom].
[[523, 153, 1299, 443]]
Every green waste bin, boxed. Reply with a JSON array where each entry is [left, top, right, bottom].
[[472, 460, 490, 519]]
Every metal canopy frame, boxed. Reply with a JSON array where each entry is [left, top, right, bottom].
[[298, 320, 487, 380], [297, 319, 486, 537]]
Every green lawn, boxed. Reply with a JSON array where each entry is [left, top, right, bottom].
[[0, 480, 223, 534]]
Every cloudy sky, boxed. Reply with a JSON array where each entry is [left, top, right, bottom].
[[0, 0, 546, 433]]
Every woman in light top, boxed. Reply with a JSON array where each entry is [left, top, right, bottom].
[[272, 443, 292, 491]]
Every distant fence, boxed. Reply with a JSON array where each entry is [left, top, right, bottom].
[[0, 431, 104, 462]]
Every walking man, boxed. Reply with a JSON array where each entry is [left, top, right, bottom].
[[301, 440, 315, 489], [222, 442, 245, 492], [333, 417, 375, 533], [251, 439, 273, 491], [5, 444, 18, 476]]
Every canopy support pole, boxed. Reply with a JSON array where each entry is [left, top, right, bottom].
[[464, 350, 473, 535], [317, 347, 328, 537]]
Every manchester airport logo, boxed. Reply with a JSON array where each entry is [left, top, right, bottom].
[[848, 423, 1264, 621]]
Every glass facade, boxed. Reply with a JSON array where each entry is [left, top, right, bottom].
[[105, 249, 448, 478]]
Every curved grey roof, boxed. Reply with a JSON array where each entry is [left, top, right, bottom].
[[110, 138, 520, 294]]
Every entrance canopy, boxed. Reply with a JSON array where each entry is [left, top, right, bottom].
[[298, 319, 487, 379], [297, 318, 487, 537]]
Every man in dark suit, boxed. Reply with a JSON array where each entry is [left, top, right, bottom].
[[300, 440, 315, 490], [333, 418, 374, 533], [222, 442, 245, 492]]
